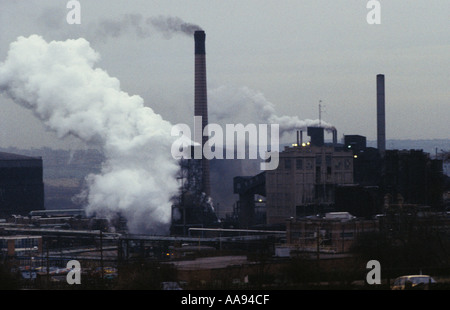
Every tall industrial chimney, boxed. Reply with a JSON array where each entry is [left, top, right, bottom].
[[377, 74, 386, 157], [194, 30, 211, 197]]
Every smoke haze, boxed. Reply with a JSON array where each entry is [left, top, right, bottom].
[[90, 14, 202, 41], [209, 85, 334, 134], [149, 15, 203, 37], [0, 35, 180, 234]]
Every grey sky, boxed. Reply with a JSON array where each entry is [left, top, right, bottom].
[[0, 0, 449, 149]]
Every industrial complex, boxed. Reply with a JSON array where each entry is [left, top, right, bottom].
[[0, 30, 449, 290]]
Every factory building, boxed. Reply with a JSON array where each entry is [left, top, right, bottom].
[[382, 149, 444, 209], [234, 133, 444, 227], [234, 127, 354, 228], [337, 137, 444, 216], [0, 152, 44, 217], [282, 213, 379, 255], [265, 129, 354, 225]]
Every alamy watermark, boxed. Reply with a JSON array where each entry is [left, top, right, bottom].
[[171, 116, 280, 170], [366, 260, 381, 285], [66, 0, 81, 25], [66, 260, 81, 285], [367, 0, 381, 25]]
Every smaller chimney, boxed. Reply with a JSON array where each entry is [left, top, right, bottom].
[[377, 74, 386, 157], [332, 129, 337, 145]]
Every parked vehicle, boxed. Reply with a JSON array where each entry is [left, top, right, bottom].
[[392, 275, 436, 290], [161, 282, 183, 290]]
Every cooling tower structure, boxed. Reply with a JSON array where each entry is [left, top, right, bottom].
[[194, 30, 211, 197], [377, 74, 386, 157]]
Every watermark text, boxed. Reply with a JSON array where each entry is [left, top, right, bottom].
[[66, 260, 81, 284], [171, 117, 280, 170], [367, 0, 381, 25], [366, 260, 381, 285], [66, 0, 81, 25]]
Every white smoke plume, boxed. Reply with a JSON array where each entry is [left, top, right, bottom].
[[208, 85, 335, 134], [0, 35, 180, 235]]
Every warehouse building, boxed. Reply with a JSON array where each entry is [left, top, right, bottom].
[[0, 152, 44, 217]]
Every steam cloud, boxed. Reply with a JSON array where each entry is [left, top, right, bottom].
[[0, 35, 180, 234], [209, 86, 335, 134]]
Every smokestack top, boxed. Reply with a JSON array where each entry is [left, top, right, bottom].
[[194, 30, 206, 55]]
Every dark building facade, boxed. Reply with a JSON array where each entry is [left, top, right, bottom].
[[335, 146, 445, 217], [0, 152, 44, 217], [233, 172, 266, 228], [382, 149, 444, 209], [335, 184, 381, 218]]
